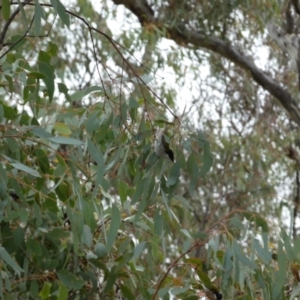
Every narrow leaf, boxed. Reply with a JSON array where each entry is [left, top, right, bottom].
[[70, 86, 103, 101], [54, 123, 72, 135], [47, 136, 83, 145], [199, 142, 213, 176], [133, 241, 147, 260], [2, 0, 10, 20], [34, 0, 44, 36], [17, 0, 28, 27], [106, 205, 121, 253], [11, 162, 41, 178], [50, 0, 70, 27], [0, 246, 23, 274], [57, 270, 84, 290], [130, 74, 153, 84], [196, 270, 212, 289], [167, 161, 180, 186]]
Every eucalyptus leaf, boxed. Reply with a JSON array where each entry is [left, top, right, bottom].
[[0, 247, 23, 274], [47, 136, 83, 145], [106, 205, 121, 253]]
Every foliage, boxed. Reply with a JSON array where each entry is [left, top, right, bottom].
[[1, 0, 300, 299]]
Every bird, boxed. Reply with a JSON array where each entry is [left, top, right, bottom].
[[154, 130, 174, 162]]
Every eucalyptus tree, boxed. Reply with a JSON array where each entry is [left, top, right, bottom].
[[0, 0, 300, 299]]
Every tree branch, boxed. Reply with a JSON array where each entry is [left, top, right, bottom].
[[292, 0, 300, 15], [0, 0, 31, 48], [111, 0, 300, 127]]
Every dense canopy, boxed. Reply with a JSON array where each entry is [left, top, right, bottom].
[[1, 0, 300, 299]]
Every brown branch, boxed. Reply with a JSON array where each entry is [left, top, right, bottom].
[[0, 14, 34, 59], [112, 0, 154, 24], [111, 0, 300, 127], [0, 0, 32, 47], [291, 0, 300, 15], [285, 1, 294, 34]]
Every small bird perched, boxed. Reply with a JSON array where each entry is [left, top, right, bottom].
[[154, 130, 174, 162]]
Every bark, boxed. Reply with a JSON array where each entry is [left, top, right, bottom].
[[111, 0, 300, 126]]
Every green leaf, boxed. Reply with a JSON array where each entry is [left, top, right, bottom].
[[70, 85, 103, 101], [54, 123, 72, 135], [0, 104, 3, 120], [39, 282, 51, 300], [253, 238, 272, 264], [50, 0, 70, 27], [118, 180, 128, 203], [27, 71, 47, 79], [158, 287, 171, 297], [233, 241, 257, 269], [154, 209, 163, 236], [47, 42, 58, 56], [95, 242, 107, 258], [47, 136, 83, 145], [38, 62, 55, 101], [186, 257, 204, 267], [26, 240, 41, 258], [10, 162, 41, 178], [120, 284, 136, 300], [81, 225, 93, 247], [103, 270, 117, 292], [120, 102, 127, 125], [131, 178, 145, 204], [133, 241, 147, 260], [58, 82, 71, 101], [34, 148, 50, 174], [115, 252, 133, 271], [281, 230, 295, 261], [290, 284, 300, 299], [53, 164, 66, 180], [17, 0, 28, 27], [57, 270, 84, 290], [6, 137, 19, 153], [196, 269, 212, 289], [242, 212, 269, 232], [130, 74, 153, 84], [2, 0, 10, 20], [199, 142, 213, 176], [46, 228, 69, 240], [191, 231, 208, 240], [57, 282, 68, 300], [222, 243, 233, 288], [186, 152, 199, 195], [43, 195, 59, 213], [106, 205, 121, 253], [272, 242, 286, 299], [174, 195, 193, 210], [87, 138, 104, 167], [30, 127, 52, 138], [34, 0, 44, 36], [170, 285, 189, 295], [0, 246, 23, 274], [29, 280, 39, 298], [13, 227, 25, 247], [0, 102, 18, 120], [38, 50, 51, 64], [129, 98, 139, 109], [167, 161, 180, 186], [87, 139, 104, 189]]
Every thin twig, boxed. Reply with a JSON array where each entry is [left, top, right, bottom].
[[0, 0, 31, 45]]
